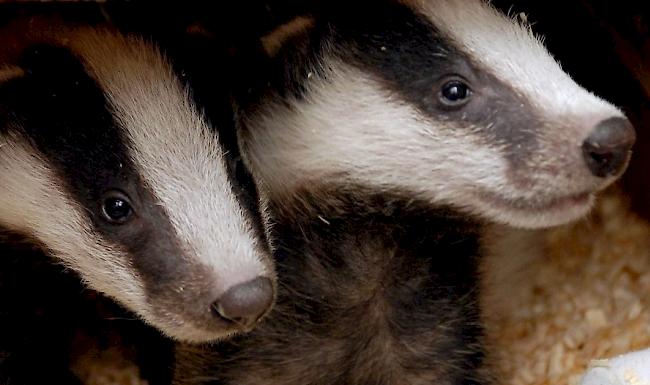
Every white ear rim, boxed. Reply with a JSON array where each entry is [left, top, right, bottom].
[[260, 16, 315, 57], [0, 64, 24, 83]]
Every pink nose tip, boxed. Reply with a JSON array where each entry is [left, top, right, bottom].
[[582, 117, 635, 178], [211, 277, 274, 329]]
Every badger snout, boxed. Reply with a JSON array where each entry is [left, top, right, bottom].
[[149, 271, 275, 342], [472, 114, 635, 229], [211, 277, 274, 330], [582, 117, 636, 178], [183, 275, 273, 336]]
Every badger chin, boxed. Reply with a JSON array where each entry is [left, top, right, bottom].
[[476, 191, 595, 229], [144, 313, 242, 344], [163, 326, 240, 344]]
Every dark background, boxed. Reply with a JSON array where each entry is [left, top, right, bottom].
[[0, 2, 647, 384]]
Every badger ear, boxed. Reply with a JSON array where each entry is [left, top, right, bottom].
[[0, 43, 84, 103], [261, 16, 315, 57], [0, 44, 97, 134], [0, 64, 24, 127], [0, 64, 24, 84], [19, 44, 87, 83]]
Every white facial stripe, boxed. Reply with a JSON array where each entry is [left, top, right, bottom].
[[0, 131, 147, 313], [245, 62, 509, 211], [410, 0, 623, 127], [245, 56, 612, 228], [69, 30, 270, 293], [0, 133, 230, 341], [243, 1, 628, 230]]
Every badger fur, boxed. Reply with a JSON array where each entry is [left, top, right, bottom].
[[0, 17, 276, 343], [172, 0, 635, 384]]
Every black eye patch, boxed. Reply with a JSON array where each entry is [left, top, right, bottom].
[[315, 1, 542, 162], [0, 42, 192, 298], [324, 2, 479, 116]]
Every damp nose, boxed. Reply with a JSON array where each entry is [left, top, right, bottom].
[[582, 117, 635, 178], [211, 277, 274, 329]]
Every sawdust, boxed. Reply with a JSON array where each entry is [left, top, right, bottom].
[[73, 346, 147, 385], [81, 190, 650, 385], [486, 190, 650, 385]]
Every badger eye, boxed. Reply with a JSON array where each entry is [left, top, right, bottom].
[[101, 191, 134, 224], [440, 80, 471, 106]]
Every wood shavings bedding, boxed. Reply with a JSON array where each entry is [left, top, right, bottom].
[[484, 190, 650, 385], [81, 190, 650, 385]]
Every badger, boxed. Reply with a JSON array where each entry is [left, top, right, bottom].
[[172, 0, 635, 384], [0, 17, 276, 344]]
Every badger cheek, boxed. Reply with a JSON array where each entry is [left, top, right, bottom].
[[466, 126, 597, 228], [473, 188, 595, 229], [467, 144, 596, 228]]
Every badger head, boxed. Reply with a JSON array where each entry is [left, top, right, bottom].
[[0, 26, 275, 342], [241, 0, 635, 228]]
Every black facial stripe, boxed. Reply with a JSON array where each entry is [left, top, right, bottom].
[[331, 2, 541, 163], [0, 43, 197, 302], [251, 0, 541, 165], [331, 3, 460, 106]]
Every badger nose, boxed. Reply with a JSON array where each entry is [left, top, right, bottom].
[[212, 277, 274, 329], [582, 117, 635, 178]]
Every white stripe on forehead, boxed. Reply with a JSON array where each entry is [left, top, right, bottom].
[[70, 30, 268, 287], [408, 0, 622, 122]]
